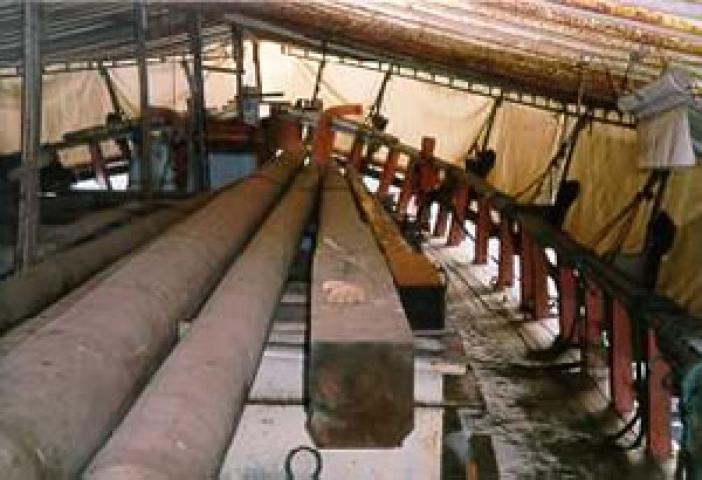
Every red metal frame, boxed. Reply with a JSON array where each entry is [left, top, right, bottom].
[[519, 226, 535, 312], [348, 134, 365, 170], [433, 204, 449, 238], [88, 141, 112, 190]]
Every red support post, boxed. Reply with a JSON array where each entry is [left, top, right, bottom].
[[88, 141, 112, 190], [446, 185, 468, 246], [496, 215, 514, 288], [646, 330, 673, 460], [474, 197, 490, 264], [274, 115, 304, 157], [584, 280, 605, 369], [433, 204, 449, 238], [397, 158, 414, 217], [557, 266, 577, 339], [519, 226, 534, 312], [377, 147, 399, 197], [610, 299, 635, 416], [532, 246, 550, 319], [348, 134, 365, 170]]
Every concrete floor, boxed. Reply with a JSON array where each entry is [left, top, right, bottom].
[[430, 240, 677, 479]]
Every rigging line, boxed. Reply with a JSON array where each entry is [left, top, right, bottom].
[[368, 67, 393, 120], [310, 41, 327, 104], [466, 96, 503, 157]]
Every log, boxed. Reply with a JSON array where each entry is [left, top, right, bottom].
[[85, 165, 321, 480], [0, 152, 303, 480], [308, 166, 414, 448]]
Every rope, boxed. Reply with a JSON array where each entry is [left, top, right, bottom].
[[466, 96, 503, 157]]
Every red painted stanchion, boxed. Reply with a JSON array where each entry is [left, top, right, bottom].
[[646, 330, 673, 460], [532, 247, 550, 319], [584, 280, 605, 369], [88, 142, 112, 190], [610, 299, 635, 416], [496, 215, 514, 288], [397, 158, 414, 217], [446, 185, 468, 246], [377, 147, 399, 197], [474, 197, 490, 264], [557, 266, 577, 339], [348, 134, 365, 170], [433, 204, 449, 238], [519, 226, 535, 312], [311, 104, 363, 165]]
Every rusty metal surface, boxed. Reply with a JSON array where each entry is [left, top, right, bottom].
[[0, 153, 303, 480], [308, 166, 414, 448], [85, 165, 320, 480]]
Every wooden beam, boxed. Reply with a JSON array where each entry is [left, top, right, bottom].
[[308, 166, 413, 448]]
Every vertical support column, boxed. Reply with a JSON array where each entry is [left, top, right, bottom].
[[496, 215, 514, 288], [348, 134, 364, 170], [397, 156, 415, 217], [252, 36, 262, 96], [189, 14, 208, 191], [584, 280, 605, 369], [310, 105, 362, 165], [519, 226, 535, 312], [557, 266, 577, 339], [16, 0, 42, 271], [433, 204, 449, 238], [88, 142, 112, 191], [610, 299, 634, 416], [646, 330, 672, 460], [135, 1, 151, 194], [415, 136, 437, 230], [377, 147, 399, 197], [446, 184, 468, 246], [532, 247, 550, 319], [231, 25, 244, 121], [474, 197, 490, 264]]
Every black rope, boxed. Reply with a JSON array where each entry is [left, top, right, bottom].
[[368, 68, 393, 120], [466, 96, 503, 157]]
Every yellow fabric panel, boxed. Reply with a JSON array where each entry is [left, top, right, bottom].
[[657, 166, 702, 314], [563, 123, 648, 255], [487, 103, 561, 197]]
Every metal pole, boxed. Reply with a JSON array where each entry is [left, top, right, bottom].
[[189, 14, 208, 190], [231, 25, 244, 121], [135, 0, 151, 194], [311, 45, 326, 104], [252, 35, 262, 95], [16, 0, 42, 272]]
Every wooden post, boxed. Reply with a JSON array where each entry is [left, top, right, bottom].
[[496, 215, 514, 288], [348, 134, 364, 170], [16, 0, 42, 271], [397, 157, 414, 216], [377, 147, 399, 197], [610, 299, 634, 416], [88, 142, 112, 191], [474, 197, 490, 264], [433, 204, 449, 238], [532, 247, 550, 319]]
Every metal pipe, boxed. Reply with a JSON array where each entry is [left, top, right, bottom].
[[85, 165, 321, 480], [0, 153, 303, 480], [16, 0, 42, 271], [0, 198, 207, 334]]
